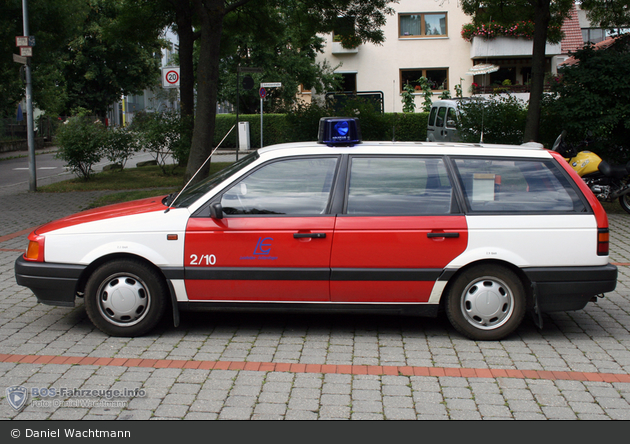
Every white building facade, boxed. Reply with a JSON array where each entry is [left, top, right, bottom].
[[316, 0, 568, 112]]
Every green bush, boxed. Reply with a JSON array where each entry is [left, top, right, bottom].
[[216, 104, 430, 148], [103, 126, 138, 169], [456, 94, 527, 145], [130, 111, 185, 174], [55, 113, 106, 180]]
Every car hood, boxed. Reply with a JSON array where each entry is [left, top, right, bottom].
[[35, 195, 169, 235]]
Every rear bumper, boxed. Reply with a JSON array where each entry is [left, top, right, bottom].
[[14, 256, 85, 307], [524, 264, 618, 312]]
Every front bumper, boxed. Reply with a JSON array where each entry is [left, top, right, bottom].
[[524, 264, 618, 312], [14, 256, 86, 307]]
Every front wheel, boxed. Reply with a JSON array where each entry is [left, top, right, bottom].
[[84, 259, 168, 337], [619, 194, 630, 214], [445, 265, 526, 340]]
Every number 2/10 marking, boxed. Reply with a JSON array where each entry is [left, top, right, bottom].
[[190, 254, 216, 265]]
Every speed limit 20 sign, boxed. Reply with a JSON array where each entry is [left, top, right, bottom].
[[161, 67, 180, 88]]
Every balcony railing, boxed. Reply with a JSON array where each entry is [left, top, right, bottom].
[[472, 84, 552, 94], [470, 36, 561, 59]]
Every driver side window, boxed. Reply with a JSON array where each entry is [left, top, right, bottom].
[[220, 157, 338, 215]]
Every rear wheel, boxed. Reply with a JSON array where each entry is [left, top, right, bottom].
[[445, 265, 526, 340], [84, 259, 167, 337], [619, 195, 630, 214]]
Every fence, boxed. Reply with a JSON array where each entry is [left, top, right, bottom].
[[0, 117, 59, 153]]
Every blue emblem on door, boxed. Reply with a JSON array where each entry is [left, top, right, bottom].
[[253, 237, 273, 255]]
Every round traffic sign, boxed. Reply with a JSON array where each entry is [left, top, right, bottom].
[[165, 70, 179, 85], [259, 87, 267, 98]]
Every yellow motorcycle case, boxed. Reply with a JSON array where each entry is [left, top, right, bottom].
[[568, 151, 602, 177]]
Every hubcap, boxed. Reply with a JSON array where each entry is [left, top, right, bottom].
[[460, 277, 514, 330], [97, 273, 151, 327]]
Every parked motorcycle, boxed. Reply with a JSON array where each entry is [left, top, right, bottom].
[[552, 131, 630, 214]]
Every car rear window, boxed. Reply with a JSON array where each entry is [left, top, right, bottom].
[[452, 157, 588, 213]]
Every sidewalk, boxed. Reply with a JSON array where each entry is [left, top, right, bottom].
[[0, 181, 629, 419]]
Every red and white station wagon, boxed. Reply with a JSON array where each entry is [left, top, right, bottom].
[[15, 118, 617, 340]]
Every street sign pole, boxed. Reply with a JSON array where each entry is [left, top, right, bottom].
[[22, 0, 36, 191]]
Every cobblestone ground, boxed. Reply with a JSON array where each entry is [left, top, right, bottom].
[[0, 186, 629, 420]]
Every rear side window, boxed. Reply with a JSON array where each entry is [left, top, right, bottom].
[[346, 157, 455, 215], [453, 157, 587, 213], [436, 107, 447, 127], [428, 107, 437, 126]]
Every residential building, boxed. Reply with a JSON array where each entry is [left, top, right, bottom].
[[315, 0, 579, 111]]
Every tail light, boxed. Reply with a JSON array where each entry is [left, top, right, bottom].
[[597, 228, 609, 256], [24, 232, 45, 262]]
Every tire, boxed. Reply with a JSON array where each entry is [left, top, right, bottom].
[[619, 194, 630, 214], [84, 259, 168, 337], [445, 265, 526, 341]]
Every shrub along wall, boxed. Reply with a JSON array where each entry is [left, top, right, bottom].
[[214, 112, 429, 148]]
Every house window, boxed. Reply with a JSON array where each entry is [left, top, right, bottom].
[[400, 69, 448, 92], [399, 13, 447, 38]]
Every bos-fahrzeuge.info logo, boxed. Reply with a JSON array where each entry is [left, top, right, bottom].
[[6, 386, 28, 411], [240, 237, 278, 261], [6, 385, 146, 411]]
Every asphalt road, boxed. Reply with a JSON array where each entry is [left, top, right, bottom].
[[0, 149, 241, 192]]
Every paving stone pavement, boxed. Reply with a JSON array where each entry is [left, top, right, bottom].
[[1, 184, 630, 420]]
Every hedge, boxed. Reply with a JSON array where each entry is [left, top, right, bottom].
[[214, 112, 429, 148]]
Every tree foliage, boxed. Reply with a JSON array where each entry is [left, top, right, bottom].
[[218, 1, 342, 114], [544, 34, 630, 162], [0, 0, 88, 117], [460, 0, 573, 143], [581, 0, 630, 29], [183, 0, 397, 183], [61, 0, 166, 118]]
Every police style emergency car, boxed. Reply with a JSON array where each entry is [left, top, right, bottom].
[[15, 118, 618, 340]]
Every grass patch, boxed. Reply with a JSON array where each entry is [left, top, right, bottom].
[[86, 189, 179, 209], [38, 162, 233, 193]]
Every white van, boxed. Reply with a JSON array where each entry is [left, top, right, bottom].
[[427, 98, 485, 142]]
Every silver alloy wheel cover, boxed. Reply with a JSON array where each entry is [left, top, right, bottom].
[[96, 272, 151, 327], [460, 276, 514, 330]]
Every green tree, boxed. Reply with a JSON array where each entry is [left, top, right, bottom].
[[183, 0, 396, 183], [460, 0, 573, 143], [217, 2, 342, 114], [544, 34, 630, 162], [0, 0, 88, 117], [581, 0, 630, 29], [61, 0, 166, 118]]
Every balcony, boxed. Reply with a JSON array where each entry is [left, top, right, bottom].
[[332, 41, 359, 55], [470, 36, 561, 59]]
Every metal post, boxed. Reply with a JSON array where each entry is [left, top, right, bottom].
[[260, 96, 263, 149], [23, 0, 36, 191], [235, 69, 240, 161]]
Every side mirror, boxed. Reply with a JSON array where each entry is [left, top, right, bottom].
[[209, 202, 223, 220]]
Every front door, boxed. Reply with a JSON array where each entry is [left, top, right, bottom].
[[185, 156, 340, 302]]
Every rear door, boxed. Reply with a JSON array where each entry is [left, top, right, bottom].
[[330, 156, 468, 303], [185, 156, 339, 302]]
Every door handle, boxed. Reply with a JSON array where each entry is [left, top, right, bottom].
[[293, 233, 326, 239], [427, 232, 459, 238]]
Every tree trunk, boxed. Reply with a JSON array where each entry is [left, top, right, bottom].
[[523, 0, 551, 142], [185, 0, 226, 183], [174, 2, 196, 119]]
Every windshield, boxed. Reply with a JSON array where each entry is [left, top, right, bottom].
[[169, 152, 259, 208]]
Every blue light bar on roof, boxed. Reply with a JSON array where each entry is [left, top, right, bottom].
[[318, 117, 362, 146]]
